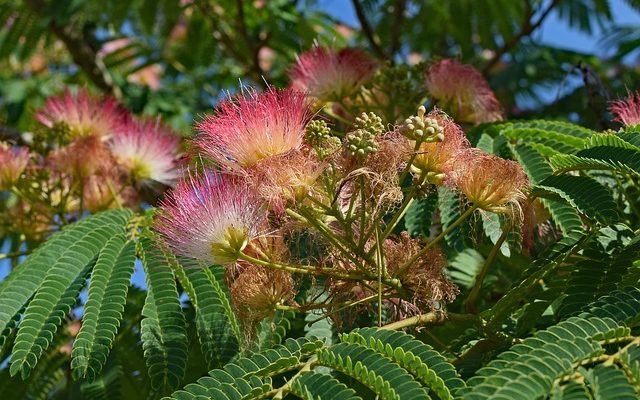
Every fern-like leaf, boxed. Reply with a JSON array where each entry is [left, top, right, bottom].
[[139, 238, 188, 394], [342, 327, 465, 399], [290, 371, 362, 400], [316, 342, 430, 399], [9, 210, 132, 379], [533, 175, 617, 224], [0, 209, 131, 350], [72, 234, 136, 381]]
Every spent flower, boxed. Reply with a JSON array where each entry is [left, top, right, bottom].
[[449, 150, 529, 214]]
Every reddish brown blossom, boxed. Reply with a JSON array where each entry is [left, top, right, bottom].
[[449, 150, 529, 215]]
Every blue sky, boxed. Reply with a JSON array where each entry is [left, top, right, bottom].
[[317, 0, 640, 57]]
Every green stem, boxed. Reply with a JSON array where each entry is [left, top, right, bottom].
[[375, 224, 385, 327], [465, 224, 511, 314], [306, 294, 381, 325], [395, 205, 477, 277], [381, 311, 442, 330], [237, 252, 365, 281], [286, 208, 375, 276]]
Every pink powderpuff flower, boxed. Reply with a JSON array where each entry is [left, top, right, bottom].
[[195, 88, 311, 170], [109, 119, 181, 186], [425, 59, 504, 124], [609, 91, 640, 127], [0, 142, 29, 189], [289, 47, 378, 101], [35, 89, 127, 140], [155, 172, 266, 265]]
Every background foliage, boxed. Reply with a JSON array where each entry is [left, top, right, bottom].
[[1, 1, 640, 399]]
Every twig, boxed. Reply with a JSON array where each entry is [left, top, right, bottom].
[[381, 311, 442, 330], [351, 0, 387, 59], [482, 0, 560, 74], [195, 0, 267, 87], [24, 0, 118, 97], [389, 0, 407, 59], [465, 224, 512, 313]]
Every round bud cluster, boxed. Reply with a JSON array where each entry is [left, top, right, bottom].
[[51, 121, 72, 141], [305, 119, 340, 159], [401, 106, 444, 142], [354, 112, 384, 135], [346, 128, 377, 158], [305, 119, 332, 145]]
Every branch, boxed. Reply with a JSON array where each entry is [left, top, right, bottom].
[[351, 0, 387, 59], [195, 0, 267, 87], [24, 0, 118, 97], [235, 0, 268, 87], [0, 124, 29, 145], [482, 0, 560, 74], [389, 0, 407, 58]]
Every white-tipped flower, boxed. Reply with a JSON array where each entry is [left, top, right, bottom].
[[156, 172, 266, 265], [110, 119, 181, 186]]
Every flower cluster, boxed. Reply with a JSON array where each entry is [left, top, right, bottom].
[[0, 142, 29, 189], [1, 88, 181, 241], [154, 48, 529, 333]]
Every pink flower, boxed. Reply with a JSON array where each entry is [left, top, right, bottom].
[[35, 89, 127, 140], [0, 142, 29, 189], [109, 119, 181, 186], [289, 47, 378, 101], [425, 59, 504, 124], [156, 172, 266, 264], [609, 91, 640, 127], [195, 88, 311, 170]]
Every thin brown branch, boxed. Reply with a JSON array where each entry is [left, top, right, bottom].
[[24, 0, 118, 97], [195, 0, 267, 87], [351, 0, 387, 59], [482, 0, 560, 74], [389, 0, 407, 58], [0, 124, 28, 145]]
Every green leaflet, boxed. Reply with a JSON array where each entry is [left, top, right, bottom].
[[0, 209, 132, 352], [181, 259, 242, 367], [533, 175, 617, 224], [586, 364, 638, 400], [316, 342, 431, 400], [405, 193, 438, 238], [8, 209, 132, 379], [139, 238, 188, 394], [164, 338, 323, 400], [72, 234, 136, 381], [342, 327, 465, 400], [290, 372, 361, 400]]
